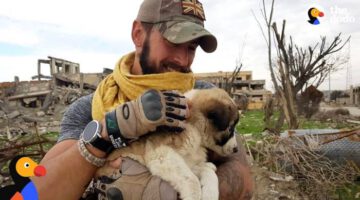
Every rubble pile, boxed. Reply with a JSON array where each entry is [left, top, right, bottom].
[[312, 108, 360, 124], [0, 86, 93, 140], [0, 84, 94, 187], [0, 56, 105, 186]]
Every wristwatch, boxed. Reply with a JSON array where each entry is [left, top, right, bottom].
[[81, 120, 114, 154]]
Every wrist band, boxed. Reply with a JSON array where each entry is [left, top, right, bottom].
[[78, 139, 106, 167], [105, 110, 127, 148]]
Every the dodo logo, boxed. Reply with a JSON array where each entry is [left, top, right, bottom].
[[308, 7, 324, 25], [0, 156, 46, 200]]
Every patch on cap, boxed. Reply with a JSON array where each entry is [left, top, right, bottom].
[[181, 0, 206, 21]]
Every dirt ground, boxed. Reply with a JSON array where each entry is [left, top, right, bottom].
[[320, 104, 360, 116], [251, 164, 309, 200]]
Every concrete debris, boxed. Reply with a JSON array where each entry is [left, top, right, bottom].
[[312, 108, 360, 124], [0, 100, 11, 113], [347, 119, 360, 124], [0, 110, 4, 118], [23, 97, 38, 105], [269, 173, 294, 182], [7, 110, 21, 119], [269, 189, 279, 195], [22, 115, 47, 123], [7, 127, 25, 141], [36, 111, 45, 117], [0, 79, 95, 139]]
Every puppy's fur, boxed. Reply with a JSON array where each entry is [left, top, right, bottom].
[[96, 88, 239, 200]]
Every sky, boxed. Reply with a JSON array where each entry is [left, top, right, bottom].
[[0, 0, 359, 91]]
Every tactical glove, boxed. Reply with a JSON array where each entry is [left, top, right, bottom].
[[105, 89, 188, 148]]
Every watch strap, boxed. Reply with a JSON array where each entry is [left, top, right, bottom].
[[78, 139, 106, 167], [91, 137, 114, 154]]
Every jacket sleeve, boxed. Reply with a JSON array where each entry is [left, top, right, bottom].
[[57, 94, 93, 143], [194, 80, 216, 89]]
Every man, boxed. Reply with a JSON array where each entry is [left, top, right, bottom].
[[32, 0, 253, 199]]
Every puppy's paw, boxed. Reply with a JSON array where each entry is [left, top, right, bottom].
[[180, 179, 202, 200], [181, 191, 201, 200], [204, 162, 217, 171], [182, 192, 201, 200], [200, 162, 218, 200], [201, 186, 219, 200]]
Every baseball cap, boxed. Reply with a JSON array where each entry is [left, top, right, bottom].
[[136, 0, 217, 53]]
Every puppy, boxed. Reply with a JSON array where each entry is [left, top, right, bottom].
[[95, 88, 239, 200]]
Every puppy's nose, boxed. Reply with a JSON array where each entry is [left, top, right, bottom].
[[233, 147, 238, 153]]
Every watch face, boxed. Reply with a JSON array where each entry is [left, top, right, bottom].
[[83, 121, 99, 143]]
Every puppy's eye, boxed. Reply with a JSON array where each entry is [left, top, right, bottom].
[[207, 111, 217, 120], [207, 110, 229, 131]]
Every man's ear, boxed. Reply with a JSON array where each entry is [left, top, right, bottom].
[[132, 20, 145, 48]]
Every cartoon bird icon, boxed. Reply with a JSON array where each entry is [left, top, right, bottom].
[[0, 156, 46, 200], [308, 7, 324, 25]]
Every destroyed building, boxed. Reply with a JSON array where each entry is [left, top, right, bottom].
[[350, 85, 360, 106], [0, 56, 108, 141], [34, 56, 105, 90], [323, 85, 360, 106], [0, 56, 110, 107], [195, 71, 272, 110]]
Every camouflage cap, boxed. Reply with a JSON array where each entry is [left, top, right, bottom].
[[137, 0, 217, 53]]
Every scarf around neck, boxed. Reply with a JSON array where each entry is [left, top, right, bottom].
[[92, 52, 195, 120]]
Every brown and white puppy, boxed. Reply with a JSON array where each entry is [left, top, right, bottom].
[[96, 88, 239, 200]]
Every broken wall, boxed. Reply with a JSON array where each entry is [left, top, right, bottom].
[[13, 80, 51, 95]]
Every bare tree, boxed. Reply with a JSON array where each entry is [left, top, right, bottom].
[[253, 0, 350, 130], [272, 21, 350, 128], [252, 0, 277, 91], [272, 26, 350, 95], [252, 0, 285, 132], [224, 63, 243, 97]]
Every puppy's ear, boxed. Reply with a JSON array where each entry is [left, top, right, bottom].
[[206, 101, 230, 131]]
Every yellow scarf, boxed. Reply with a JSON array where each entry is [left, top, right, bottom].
[[92, 52, 195, 120]]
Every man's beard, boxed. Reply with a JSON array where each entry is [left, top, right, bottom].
[[139, 36, 155, 75], [139, 36, 192, 75]]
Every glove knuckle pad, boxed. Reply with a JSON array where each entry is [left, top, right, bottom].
[[141, 90, 163, 121]]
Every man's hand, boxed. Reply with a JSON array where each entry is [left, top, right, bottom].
[[114, 89, 188, 139]]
